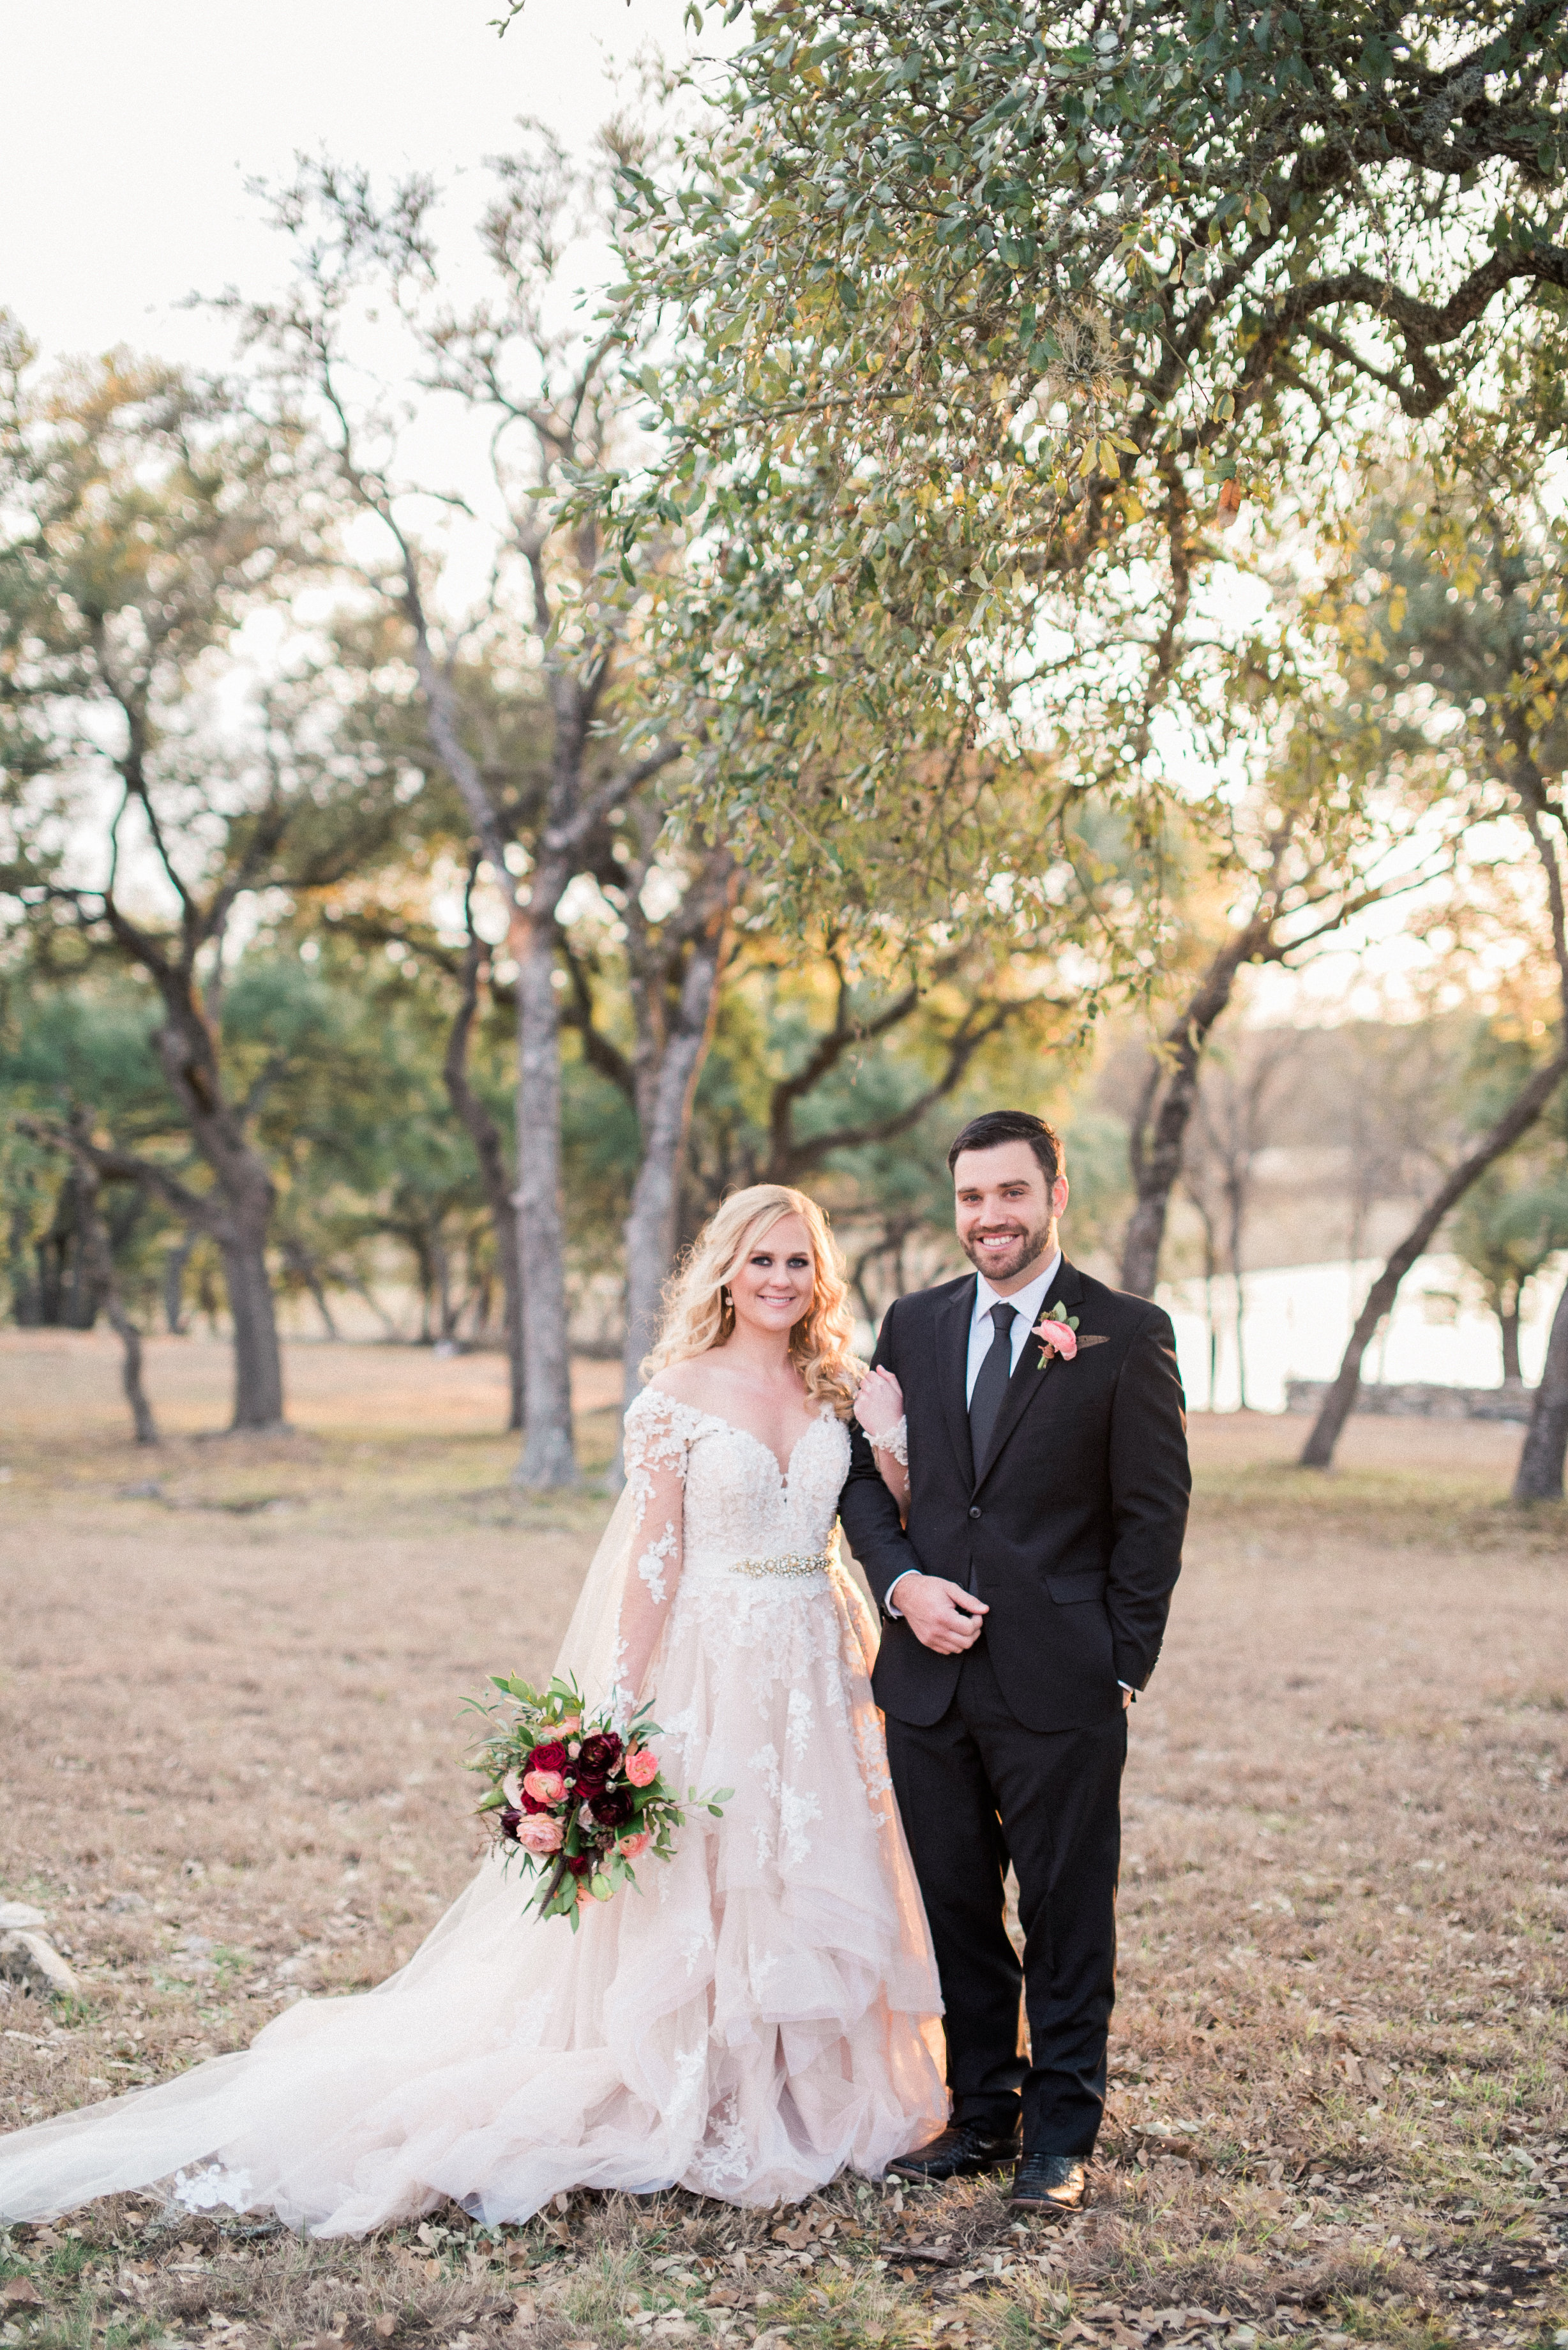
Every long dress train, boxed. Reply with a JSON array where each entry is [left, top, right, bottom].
[[0, 1390, 946, 2235]]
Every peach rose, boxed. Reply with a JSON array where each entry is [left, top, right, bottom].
[[514, 1816, 564, 1854], [617, 1831, 652, 1859], [522, 1768, 566, 1805], [624, 1747, 659, 1788]]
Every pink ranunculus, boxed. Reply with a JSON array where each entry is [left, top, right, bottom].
[[617, 1831, 652, 1859], [1034, 1317, 1078, 1361], [522, 1768, 567, 1805], [514, 1815, 564, 1854], [557, 1715, 582, 1736], [624, 1747, 660, 1788]]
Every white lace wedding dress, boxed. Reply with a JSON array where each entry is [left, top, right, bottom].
[[0, 1391, 945, 2236]]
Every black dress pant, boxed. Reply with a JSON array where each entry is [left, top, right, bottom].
[[885, 1640, 1126, 2155]]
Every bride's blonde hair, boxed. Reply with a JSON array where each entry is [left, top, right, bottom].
[[643, 1184, 863, 1416]]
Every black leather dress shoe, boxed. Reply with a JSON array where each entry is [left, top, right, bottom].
[[889, 2121, 1021, 2183], [1007, 2153, 1088, 2212]]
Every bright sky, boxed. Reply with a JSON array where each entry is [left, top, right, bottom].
[[2, 0, 704, 374]]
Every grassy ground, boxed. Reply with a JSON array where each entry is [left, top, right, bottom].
[[1, 1331, 1564, 2350]]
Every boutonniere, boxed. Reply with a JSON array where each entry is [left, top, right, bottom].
[[1034, 1298, 1110, 1366]]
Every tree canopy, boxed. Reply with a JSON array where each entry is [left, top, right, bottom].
[[605, 0, 1568, 931]]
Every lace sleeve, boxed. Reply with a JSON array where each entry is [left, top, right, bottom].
[[612, 1390, 692, 1723], [870, 1415, 908, 1467]]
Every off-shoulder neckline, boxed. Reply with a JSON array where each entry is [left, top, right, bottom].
[[629, 1387, 840, 1484]]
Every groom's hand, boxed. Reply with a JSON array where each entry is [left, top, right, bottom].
[[896, 1575, 988, 1655]]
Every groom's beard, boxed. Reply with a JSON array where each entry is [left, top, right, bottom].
[[961, 1213, 1054, 1286]]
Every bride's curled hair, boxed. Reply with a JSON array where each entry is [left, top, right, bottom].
[[643, 1185, 863, 1417]]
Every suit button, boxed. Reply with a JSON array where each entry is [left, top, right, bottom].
[[969, 1505, 982, 1520]]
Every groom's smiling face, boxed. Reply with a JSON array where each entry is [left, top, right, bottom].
[[953, 1141, 1067, 1291]]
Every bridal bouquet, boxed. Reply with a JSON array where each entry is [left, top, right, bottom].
[[466, 1672, 732, 1930]]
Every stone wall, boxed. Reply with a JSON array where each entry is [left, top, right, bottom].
[[1283, 1379, 1533, 1423]]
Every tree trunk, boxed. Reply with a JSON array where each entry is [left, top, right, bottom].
[[406, 636, 577, 1481], [77, 1165, 157, 1445], [1301, 1047, 1568, 1469], [1119, 930, 1259, 1296], [149, 989, 288, 1429], [163, 1233, 196, 1333], [8, 1192, 41, 1326], [220, 1232, 286, 1430], [282, 1238, 339, 1340], [620, 886, 734, 1434], [515, 924, 577, 1487], [23, 1126, 157, 1445], [1500, 1299, 1523, 1386], [443, 939, 524, 1432], [1512, 1275, 1568, 1501], [106, 1289, 157, 1446], [1226, 1175, 1249, 1411], [432, 1227, 457, 1344]]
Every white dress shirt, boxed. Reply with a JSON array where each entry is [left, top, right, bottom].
[[964, 1253, 1062, 1403]]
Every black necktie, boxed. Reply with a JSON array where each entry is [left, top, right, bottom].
[[968, 1300, 1017, 1474]]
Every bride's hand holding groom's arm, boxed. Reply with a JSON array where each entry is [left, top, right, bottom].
[[853, 1365, 912, 1517], [850, 1363, 988, 1654]]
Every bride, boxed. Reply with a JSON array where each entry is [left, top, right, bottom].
[[0, 1185, 945, 2235]]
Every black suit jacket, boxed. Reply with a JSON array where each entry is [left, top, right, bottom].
[[839, 1259, 1189, 1734]]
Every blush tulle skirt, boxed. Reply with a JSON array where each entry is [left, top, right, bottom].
[[0, 1559, 946, 2236]]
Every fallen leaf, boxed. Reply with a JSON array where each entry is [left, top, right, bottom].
[[1, 2279, 45, 2307], [373, 2319, 397, 2340], [509, 2297, 536, 2326]]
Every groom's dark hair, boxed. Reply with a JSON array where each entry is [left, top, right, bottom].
[[947, 1109, 1062, 1183]]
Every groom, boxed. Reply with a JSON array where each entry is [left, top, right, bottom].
[[840, 1109, 1189, 2213]]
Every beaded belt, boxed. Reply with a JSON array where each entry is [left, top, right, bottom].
[[731, 1543, 837, 1581]]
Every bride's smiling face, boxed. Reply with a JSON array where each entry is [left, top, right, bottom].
[[726, 1213, 816, 1337]]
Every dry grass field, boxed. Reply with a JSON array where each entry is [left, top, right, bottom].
[[1, 1330, 1565, 2350]]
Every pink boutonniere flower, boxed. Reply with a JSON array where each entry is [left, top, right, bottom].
[[1034, 1296, 1083, 1365], [1034, 1316, 1078, 1364]]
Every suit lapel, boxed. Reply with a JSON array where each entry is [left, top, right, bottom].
[[973, 1256, 1083, 1492], [935, 1278, 976, 1490]]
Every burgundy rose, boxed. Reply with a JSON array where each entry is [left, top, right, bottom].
[[588, 1787, 635, 1828], [528, 1740, 569, 1777], [564, 1852, 594, 1877], [576, 1732, 623, 1780], [497, 1805, 523, 1842]]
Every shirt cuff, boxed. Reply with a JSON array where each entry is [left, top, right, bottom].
[[884, 1569, 919, 1619]]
